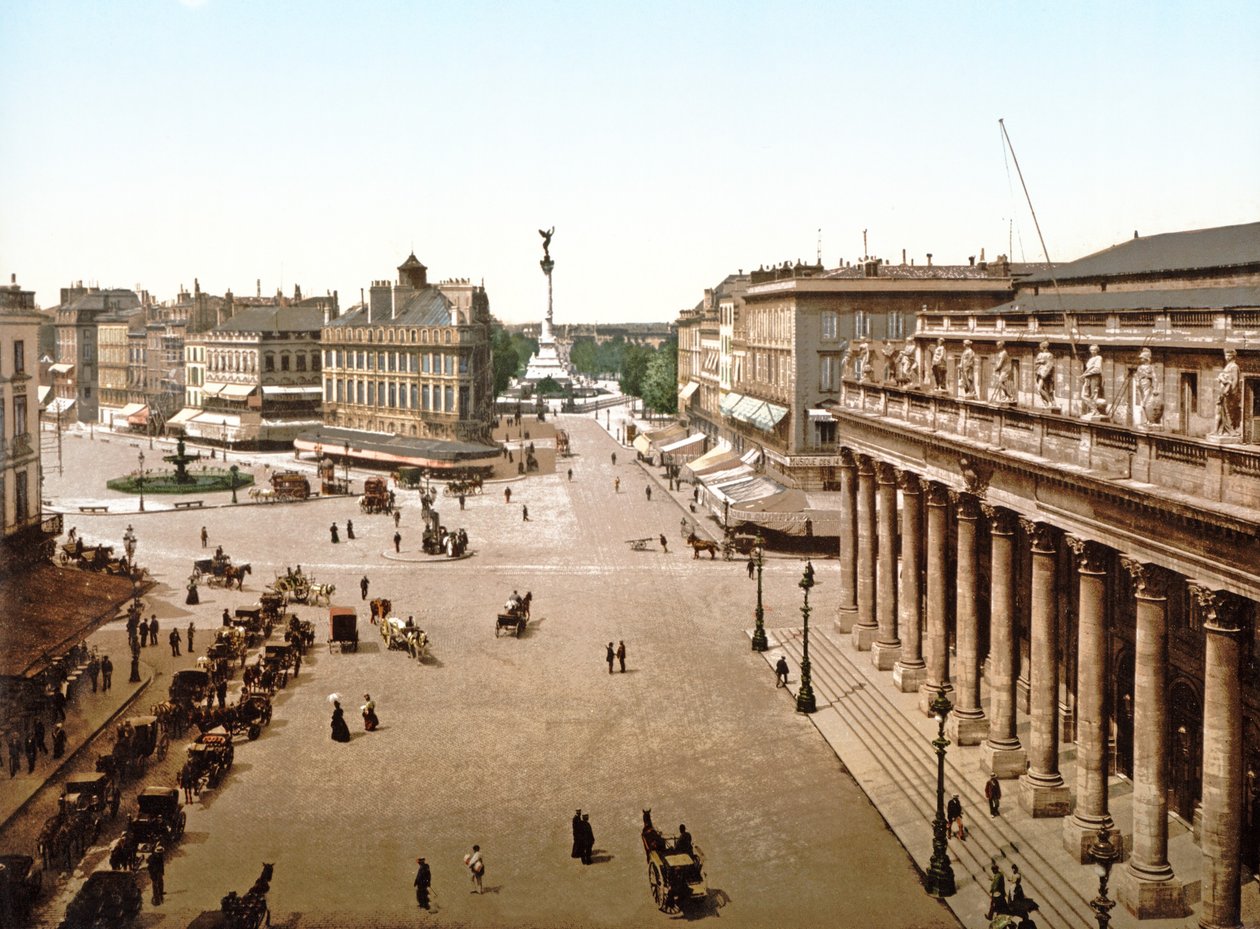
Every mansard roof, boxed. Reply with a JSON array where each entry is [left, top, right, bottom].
[[326, 286, 452, 329], [212, 304, 325, 334]]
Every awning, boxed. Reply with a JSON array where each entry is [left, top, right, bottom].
[[710, 476, 783, 505], [48, 363, 74, 375], [701, 463, 754, 486], [262, 385, 323, 398], [808, 408, 836, 421], [660, 433, 706, 464], [682, 445, 740, 479], [37, 385, 52, 407], [44, 398, 75, 415], [647, 424, 687, 450], [660, 433, 704, 453], [677, 380, 700, 402], [719, 392, 744, 416], [118, 402, 147, 418], [741, 448, 762, 468], [166, 407, 200, 426], [725, 394, 789, 432], [191, 412, 241, 428], [126, 405, 150, 426], [219, 384, 257, 399], [633, 434, 653, 456]]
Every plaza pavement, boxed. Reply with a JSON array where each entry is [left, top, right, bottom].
[[21, 417, 959, 929]]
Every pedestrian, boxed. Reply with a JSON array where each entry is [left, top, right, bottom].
[[692, 487, 699, 503], [346, 519, 355, 540], [187, 622, 195, 653], [330, 522, 340, 543], [330, 698, 351, 742], [169, 628, 181, 657], [1009, 863, 1024, 907], [414, 857, 432, 909], [88, 655, 100, 692], [464, 845, 484, 894], [747, 556, 756, 580], [986, 862, 1006, 920], [24, 733, 37, 773], [459, 493, 466, 510], [148, 843, 165, 905], [360, 575, 370, 600], [946, 794, 966, 840], [522, 504, 529, 522], [149, 615, 159, 648], [393, 531, 402, 553], [611, 452, 617, 466], [616, 640, 626, 673], [504, 486, 512, 504], [645, 485, 652, 502], [52, 723, 66, 759], [571, 809, 584, 860], [222, 607, 231, 626], [613, 477, 620, 493], [34, 719, 48, 754], [567, 468, 573, 481], [361, 693, 379, 731], [659, 534, 668, 553], [775, 655, 789, 687], [7, 732, 20, 777], [180, 762, 195, 804], [53, 688, 66, 722], [101, 655, 113, 691], [606, 642, 615, 674], [200, 526, 208, 548], [216, 678, 227, 710], [580, 814, 594, 865], [137, 618, 147, 648], [394, 509, 401, 528], [984, 773, 1002, 817]]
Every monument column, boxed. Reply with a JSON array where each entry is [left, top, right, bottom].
[[871, 462, 902, 670], [946, 493, 986, 744], [1018, 520, 1070, 816], [980, 505, 1026, 778], [916, 482, 951, 711], [1063, 536, 1116, 860], [852, 455, 879, 650], [1191, 584, 1245, 929], [1116, 559, 1185, 919], [835, 448, 858, 633], [893, 473, 926, 691]]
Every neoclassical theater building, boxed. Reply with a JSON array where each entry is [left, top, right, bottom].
[[823, 223, 1258, 927]]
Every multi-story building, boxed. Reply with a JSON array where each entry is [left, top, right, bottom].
[[677, 274, 748, 444], [97, 307, 147, 430], [319, 254, 495, 444], [50, 283, 141, 423], [814, 221, 1259, 925], [1, 275, 56, 571]]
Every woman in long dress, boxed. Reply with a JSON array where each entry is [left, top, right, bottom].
[[361, 694, 379, 731], [330, 700, 351, 742]]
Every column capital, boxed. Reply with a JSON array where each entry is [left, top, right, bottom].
[[897, 470, 923, 494], [951, 490, 982, 520], [1065, 535, 1108, 575], [924, 481, 951, 507], [875, 460, 899, 485], [1121, 557, 1171, 600], [1019, 518, 1057, 554], [1188, 583, 1248, 634], [856, 453, 876, 476], [982, 503, 1018, 535], [837, 446, 857, 469]]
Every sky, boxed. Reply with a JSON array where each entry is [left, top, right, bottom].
[[1, 0, 1258, 324]]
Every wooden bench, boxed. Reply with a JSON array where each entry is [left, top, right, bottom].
[[174, 500, 205, 509], [78, 505, 109, 514]]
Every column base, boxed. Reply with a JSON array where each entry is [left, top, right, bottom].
[[946, 711, 988, 746], [1018, 773, 1071, 818], [871, 640, 902, 671], [1115, 864, 1187, 919], [980, 741, 1027, 779], [1062, 816, 1119, 864], [918, 681, 953, 715], [852, 624, 878, 651], [835, 606, 858, 635], [892, 661, 927, 693]]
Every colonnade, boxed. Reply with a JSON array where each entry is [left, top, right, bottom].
[[829, 447, 1252, 928]]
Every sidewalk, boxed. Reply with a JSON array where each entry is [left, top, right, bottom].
[[755, 624, 1257, 929]]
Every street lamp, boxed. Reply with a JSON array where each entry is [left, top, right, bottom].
[[751, 535, 768, 651], [122, 524, 136, 563], [1087, 826, 1119, 929], [136, 451, 145, 513], [924, 687, 956, 897], [796, 560, 816, 713], [229, 464, 240, 504], [343, 442, 351, 487]]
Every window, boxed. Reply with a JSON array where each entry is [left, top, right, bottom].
[[388, 383, 396, 407], [888, 310, 905, 339], [367, 382, 375, 406], [820, 354, 841, 391], [265, 353, 275, 372], [296, 355, 307, 372], [281, 354, 290, 372], [378, 381, 386, 406], [422, 384, 431, 410], [855, 310, 870, 339], [458, 354, 469, 374], [336, 379, 344, 402], [13, 339, 24, 374], [325, 379, 333, 402], [459, 386, 470, 414], [444, 354, 454, 376], [15, 396, 28, 435], [422, 354, 431, 374], [410, 384, 418, 409], [356, 381, 365, 404], [15, 470, 28, 522], [311, 352, 320, 372], [444, 386, 454, 411], [821, 311, 837, 341]]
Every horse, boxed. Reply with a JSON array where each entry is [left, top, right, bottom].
[[686, 533, 718, 560], [369, 597, 392, 624], [309, 582, 336, 606], [223, 563, 251, 590]]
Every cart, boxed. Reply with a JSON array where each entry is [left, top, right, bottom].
[[495, 608, 526, 637], [328, 606, 358, 652], [59, 870, 141, 929], [641, 818, 707, 914], [625, 537, 654, 552]]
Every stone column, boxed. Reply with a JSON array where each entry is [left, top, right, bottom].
[[980, 505, 1026, 777], [1191, 585, 1245, 929], [834, 448, 858, 633], [871, 462, 902, 670], [915, 482, 950, 710], [1018, 520, 1070, 816], [1116, 560, 1185, 918], [946, 493, 987, 745], [1063, 536, 1116, 860], [852, 455, 879, 651], [893, 473, 927, 692]]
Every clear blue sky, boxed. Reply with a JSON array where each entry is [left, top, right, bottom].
[[2, 0, 1257, 323]]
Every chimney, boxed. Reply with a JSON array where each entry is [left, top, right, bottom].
[[1134, 230, 1140, 239], [323, 302, 331, 326], [901, 248, 907, 265], [969, 256, 975, 267], [256, 278, 261, 298], [926, 253, 933, 267]]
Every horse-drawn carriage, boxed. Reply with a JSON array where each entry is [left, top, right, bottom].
[[153, 668, 211, 735], [495, 593, 531, 637], [721, 532, 760, 561], [39, 772, 119, 871], [58, 869, 142, 929], [443, 476, 483, 497], [382, 615, 430, 661], [208, 627, 247, 671], [262, 643, 296, 683], [60, 539, 134, 575], [359, 476, 393, 514], [284, 615, 316, 654], [271, 566, 313, 604], [685, 533, 720, 560], [232, 606, 273, 645], [328, 606, 358, 652], [186, 863, 274, 929], [194, 548, 251, 589], [111, 786, 185, 871], [270, 470, 311, 501], [96, 716, 167, 785], [641, 813, 707, 914], [183, 728, 234, 793]]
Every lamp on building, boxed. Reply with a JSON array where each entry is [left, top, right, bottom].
[[137, 451, 145, 513], [751, 534, 768, 651], [795, 560, 816, 713], [924, 687, 956, 897], [1088, 826, 1119, 929]]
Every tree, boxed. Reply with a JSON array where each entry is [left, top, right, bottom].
[[491, 326, 519, 397], [641, 345, 678, 414], [569, 338, 599, 376], [619, 343, 652, 397]]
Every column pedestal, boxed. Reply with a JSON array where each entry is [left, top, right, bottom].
[[1063, 816, 1119, 865], [853, 624, 878, 651], [946, 713, 990, 746], [1018, 774, 1072, 818], [980, 742, 1028, 779], [1115, 866, 1186, 920]]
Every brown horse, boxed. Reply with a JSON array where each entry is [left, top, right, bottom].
[[369, 597, 392, 624], [686, 534, 718, 560]]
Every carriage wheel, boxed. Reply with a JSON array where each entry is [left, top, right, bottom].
[[248, 724, 261, 741], [649, 862, 670, 911], [176, 811, 187, 837]]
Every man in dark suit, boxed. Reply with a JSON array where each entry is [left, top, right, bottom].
[[571, 809, 583, 860], [414, 857, 431, 909], [580, 814, 595, 865]]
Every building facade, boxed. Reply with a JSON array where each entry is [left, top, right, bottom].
[[51, 283, 142, 423], [320, 254, 495, 444]]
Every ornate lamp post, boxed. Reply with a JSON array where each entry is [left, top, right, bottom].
[[925, 686, 956, 897], [136, 451, 146, 513], [796, 560, 817, 713], [229, 464, 240, 504], [1087, 826, 1118, 929], [751, 534, 768, 651], [122, 524, 136, 563], [343, 442, 351, 487]]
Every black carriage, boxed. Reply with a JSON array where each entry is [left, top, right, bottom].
[[129, 715, 169, 763], [284, 616, 316, 654], [328, 606, 358, 652], [262, 644, 294, 685], [0, 853, 42, 924], [232, 694, 272, 740], [170, 668, 210, 707], [186, 863, 274, 929], [641, 817, 707, 914], [185, 728, 234, 791], [59, 870, 142, 929], [495, 606, 527, 637], [232, 607, 271, 646], [113, 787, 186, 871]]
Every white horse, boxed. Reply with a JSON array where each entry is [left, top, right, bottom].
[[309, 582, 335, 606]]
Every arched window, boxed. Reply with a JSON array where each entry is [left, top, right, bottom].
[[281, 353, 291, 372], [264, 353, 275, 373], [296, 354, 307, 372]]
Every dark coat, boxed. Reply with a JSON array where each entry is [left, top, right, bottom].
[[571, 814, 583, 858], [330, 706, 351, 742]]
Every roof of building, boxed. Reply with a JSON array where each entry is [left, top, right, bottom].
[[398, 252, 427, 272], [212, 304, 325, 333], [55, 288, 142, 318], [1022, 222, 1260, 284], [327, 286, 452, 329], [970, 285, 1260, 316], [819, 263, 1042, 281]]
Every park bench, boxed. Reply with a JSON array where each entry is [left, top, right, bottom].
[[174, 500, 205, 509], [78, 505, 109, 514]]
